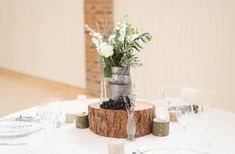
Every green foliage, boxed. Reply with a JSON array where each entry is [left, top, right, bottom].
[[131, 33, 152, 52], [104, 65, 112, 77]]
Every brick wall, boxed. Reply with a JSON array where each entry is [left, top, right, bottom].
[[84, 0, 114, 96]]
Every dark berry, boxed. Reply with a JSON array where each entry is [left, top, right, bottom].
[[116, 104, 120, 109], [126, 96, 131, 103], [100, 104, 103, 108]]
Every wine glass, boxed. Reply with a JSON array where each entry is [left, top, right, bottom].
[[190, 89, 216, 149], [163, 85, 194, 145], [38, 97, 62, 147], [47, 97, 62, 128], [38, 102, 52, 146], [175, 103, 193, 147]]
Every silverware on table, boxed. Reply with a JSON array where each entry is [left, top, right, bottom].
[[0, 142, 28, 146], [136, 149, 152, 154]]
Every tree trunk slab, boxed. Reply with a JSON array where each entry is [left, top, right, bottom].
[[88, 102, 155, 138]]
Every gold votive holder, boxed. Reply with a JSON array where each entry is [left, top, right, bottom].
[[152, 118, 169, 137], [65, 113, 75, 123], [107, 140, 125, 154], [169, 110, 179, 122], [75, 112, 89, 129]]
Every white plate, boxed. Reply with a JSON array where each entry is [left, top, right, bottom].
[[0, 119, 42, 138], [151, 147, 207, 154]]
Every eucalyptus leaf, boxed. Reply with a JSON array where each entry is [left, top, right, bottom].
[[104, 66, 112, 77], [134, 42, 143, 49]]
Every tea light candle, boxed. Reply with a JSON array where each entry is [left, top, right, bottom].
[[152, 118, 169, 137], [107, 140, 125, 154], [169, 110, 179, 122], [65, 113, 75, 123], [75, 112, 89, 129]]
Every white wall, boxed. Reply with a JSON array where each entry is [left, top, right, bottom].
[[0, 0, 85, 88], [114, 0, 235, 112]]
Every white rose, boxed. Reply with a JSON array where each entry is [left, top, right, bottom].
[[100, 43, 114, 58]]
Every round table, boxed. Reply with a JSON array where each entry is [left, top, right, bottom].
[[1, 99, 235, 154]]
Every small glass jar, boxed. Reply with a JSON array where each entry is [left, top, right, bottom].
[[77, 95, 88, 114], [155, 100, 169, 121]]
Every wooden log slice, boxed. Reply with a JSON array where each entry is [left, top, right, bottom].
[[88, 102, 155, 138]]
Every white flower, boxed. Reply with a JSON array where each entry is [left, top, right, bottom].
[[93, 32, 102, 40], [108, 34, 116, 44], [119, 23, 126, 41], [114, 26, 120, 31], [93, 32, 100, 38], [99, 43, 114, 58], [114, 22, 121, 31], [92, 38, 99, 47]]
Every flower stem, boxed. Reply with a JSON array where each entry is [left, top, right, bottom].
[[109, 56, 117, 66]]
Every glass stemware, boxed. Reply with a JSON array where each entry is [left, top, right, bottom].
[[48, 97, 62, 128], [188, 89, 216, 150], [38, 97, 62, 147], [175, 104, 193, 147], [194, 103, 215, 150], [38, 103, 51, 146]]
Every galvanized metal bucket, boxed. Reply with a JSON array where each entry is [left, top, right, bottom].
[[109, 67, 132, 100]]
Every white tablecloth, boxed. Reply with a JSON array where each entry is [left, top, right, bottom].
[[1, 99, 235, 154]]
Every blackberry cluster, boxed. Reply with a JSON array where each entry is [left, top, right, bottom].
[[100, 96, 132, 110]]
